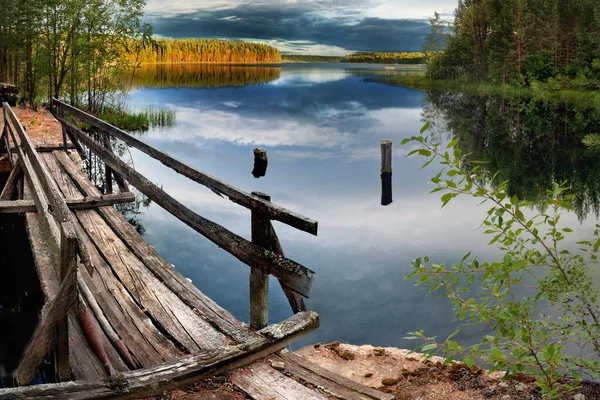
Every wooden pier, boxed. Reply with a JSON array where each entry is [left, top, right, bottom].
[[0, 101, 393, 399]]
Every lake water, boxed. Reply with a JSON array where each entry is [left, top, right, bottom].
[[119, 63, 600, 351]]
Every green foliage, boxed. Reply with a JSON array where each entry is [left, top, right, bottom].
[[427, 0, 600, 86], [127, 38, 282, 64], [341, 52, 425, 64], [403, 122, 600, 398]]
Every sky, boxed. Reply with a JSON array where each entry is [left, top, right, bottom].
[[143, 0, 457, 56]]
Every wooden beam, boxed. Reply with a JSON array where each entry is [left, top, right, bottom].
[[0, 193, 136, 213], [53, 99, 318, 236], [4, 102, 95, 276], [57, 118, 314, 298], [0, 312, 319, 400], [8, 142, 77, 153], [276, 352, 396, 400], [250, 192, 271, 330], [15, 222, 79, 385]]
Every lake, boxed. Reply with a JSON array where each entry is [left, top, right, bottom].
[[113, 63, 600, 350]]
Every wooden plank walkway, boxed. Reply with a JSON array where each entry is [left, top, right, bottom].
[[0, 101, 321, 398]]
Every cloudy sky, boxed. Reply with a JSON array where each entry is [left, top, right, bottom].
[[144, 0, 457, 55]]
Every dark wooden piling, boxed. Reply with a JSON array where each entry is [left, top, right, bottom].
[[381, 140, 392, 206], [252, 148, 268, 178]]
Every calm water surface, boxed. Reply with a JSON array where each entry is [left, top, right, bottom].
[[122, 63, 600, 350]]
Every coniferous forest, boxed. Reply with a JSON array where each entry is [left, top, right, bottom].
[[129, 38, 282, 64], [342, 52, 425, 64], [427, 0, 600, 87]]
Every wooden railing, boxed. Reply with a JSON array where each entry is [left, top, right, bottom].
[[51, 98, 318, 329]]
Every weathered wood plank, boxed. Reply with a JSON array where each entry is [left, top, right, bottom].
[[15, 223, 79, 385], [0, 194, 135, 213], [54, 150, 255, 343], [22, 184, 107, 382], [76, 208, 230, 352], [53, 99, 318, 235], [0, 312, 319, 400], [276, 352, 396, 400], [42, 153, 184, 366], [8, 143, 76, 153], [230, 361, 328, 400], [4, 103, 95, 276], [55, 118, 314, 298]]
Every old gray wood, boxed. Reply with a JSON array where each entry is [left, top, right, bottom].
[[230, 361, 328, 400], [250, 192, 271, 330], [276, 352, 396, 400], [56, 118, 314, 298], [53, 99, 317, 235], [0, 312, 319, 400], [0, 193, 135, 213]]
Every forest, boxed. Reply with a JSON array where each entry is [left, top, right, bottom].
[[281, 55, 342, 63], [426, 0, 600, 88], [342, 52, 425, 64], [128, 38, 282, 64], [0, 0, 150, 111]]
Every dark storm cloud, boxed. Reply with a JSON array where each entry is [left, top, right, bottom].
[[146, 3, 430, 52]]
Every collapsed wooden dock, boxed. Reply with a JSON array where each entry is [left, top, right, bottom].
[[0, 99, 322, 398]]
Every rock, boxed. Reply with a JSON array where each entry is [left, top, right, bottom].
[[373, 348, 386, 357], [498, 382, 509, 388], [313, 343, 321, 348], [381, 378, 400, 386], [340, 350, 356, 360], [271, 361, 285, 371], [364, 372, 373, 378], [573, 394, 586, 400], [515, 383, 527, 392]]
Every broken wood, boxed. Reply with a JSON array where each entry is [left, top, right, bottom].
[[56, 117, 314, 297], [53, 99, 317, 235], [0, 163, 21, 200], [0, 312, 319, 400]]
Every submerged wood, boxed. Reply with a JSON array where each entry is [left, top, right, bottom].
[[0, 312, 319, 400], [252, 148, 268, 178], [56, 117, 314, 297], [53, 99, 318, 236]]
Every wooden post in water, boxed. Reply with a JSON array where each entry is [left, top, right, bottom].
[[252, 148, 268, 178], [250, 191, 271, 329], [381, 140, 393, 206]]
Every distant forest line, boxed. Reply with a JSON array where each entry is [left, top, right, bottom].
[[129, 39, 424, 65]]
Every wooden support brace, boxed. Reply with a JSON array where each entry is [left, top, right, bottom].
[[58, 222, 78, 381], [56, 117, 314, 297], [16, 222, 79, 385], [250, 192, 271, 329], [102, 133, 113, 194]]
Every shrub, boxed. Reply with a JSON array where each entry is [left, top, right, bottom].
[[403, 122, 600, 398]]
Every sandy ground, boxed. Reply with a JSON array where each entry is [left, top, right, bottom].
[[145, 342, 600, 400]]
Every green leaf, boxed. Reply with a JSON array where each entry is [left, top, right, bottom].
[[510, 194, 519, 205], [422, 343, 437, 352], [463, 356, 474, 368], [446, 138, 459, 149], [420, 121, 431, 134]]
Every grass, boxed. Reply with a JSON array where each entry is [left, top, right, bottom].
[[96, 107, 176, 131]]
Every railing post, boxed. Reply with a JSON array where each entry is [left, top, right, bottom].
[[103, 133, 113, 194], [58, 221, 78, 381], [250, 192, 271, 329]]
